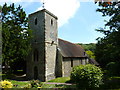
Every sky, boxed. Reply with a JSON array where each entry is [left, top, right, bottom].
[[0, 0, 109, 44]]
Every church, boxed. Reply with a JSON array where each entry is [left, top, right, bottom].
[[26, 9, 89, 81]]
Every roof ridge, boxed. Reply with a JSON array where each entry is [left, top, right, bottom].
[[58, 38, 84, 50], [58, 38, 79, 46]]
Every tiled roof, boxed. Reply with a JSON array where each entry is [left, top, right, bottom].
[[58, 39, 87, 58]]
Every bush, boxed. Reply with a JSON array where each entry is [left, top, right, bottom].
[[70, 64, 103, 89], [0, 80, 13, 88]]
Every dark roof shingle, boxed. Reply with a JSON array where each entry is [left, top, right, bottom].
[[58, 39, 86, 58]]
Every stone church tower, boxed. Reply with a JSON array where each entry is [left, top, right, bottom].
[[26, 9, 58, 81]]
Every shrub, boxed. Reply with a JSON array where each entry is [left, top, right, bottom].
[[70, 64, 103, 89], [0, 80, 13, 88]]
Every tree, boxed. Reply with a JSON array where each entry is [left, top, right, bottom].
[[2, 3, 32, 73], [0, 5, 2, 66], [86, 50, 95, 59], [78, 43, 96, 53], [95, 1, 120, 68], [77, 43, 96, 59]]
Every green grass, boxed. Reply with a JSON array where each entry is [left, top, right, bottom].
[[41, 83, 57, 88], [10, 80, 30, 88], [48, 77, 71, 83], [42, 77, 76, 88]]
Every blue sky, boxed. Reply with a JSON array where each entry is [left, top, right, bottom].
[[0, 0, 107, 44], [58, 2, 105, 43]]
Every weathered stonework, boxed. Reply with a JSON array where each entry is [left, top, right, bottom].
[[55, 49, 63, 77], [61, 58, 87, 77], [26, 9, 58, 81]]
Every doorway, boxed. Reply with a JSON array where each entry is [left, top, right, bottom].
[[34, 66, 38, 80]]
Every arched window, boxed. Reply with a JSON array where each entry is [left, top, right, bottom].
[[51, 19, 53, 26], [34, 66, 38, 80], [35, 18, 37, 25], [34, 49, 39, 61]]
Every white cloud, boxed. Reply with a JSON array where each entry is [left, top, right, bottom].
[[1, 0, 80, 27], [37, 0, 80, 27]]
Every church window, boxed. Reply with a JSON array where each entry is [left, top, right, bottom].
[[51, 19, 53, 26], [71, 59, 73, 67], [84, 52, 86, 56], [35, 18, 37, 25], [35, 40, 37, 43], [34, 49, 39, 61]]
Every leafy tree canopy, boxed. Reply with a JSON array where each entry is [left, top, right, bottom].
[[78, 43, 96, 52], [2, 3, 32, 72], [0, 5, 2, 64], [95, 1, 120, 67], [77, 43, 96, 60], [86, 50, 95, 59]]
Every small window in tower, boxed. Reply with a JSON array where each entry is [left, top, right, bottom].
[[34, 49, 39, 61], [51, 19, 53, 26], [35, 18, 37, 25]]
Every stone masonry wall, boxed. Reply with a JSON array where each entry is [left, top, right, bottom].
[[62, 58, 87, 77], [44, 11, 58, 81], [55, 49, 63, 77], [27, 11, 46, 81]]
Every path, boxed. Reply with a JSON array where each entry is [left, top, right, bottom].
[[45, 82, 75, 85]]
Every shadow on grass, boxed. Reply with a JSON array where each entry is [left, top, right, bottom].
[[66, 77, 120, 89], [100, 77, 120, 89], [1, 73, 27, 81]]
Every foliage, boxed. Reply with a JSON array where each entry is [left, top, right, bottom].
[[100, 76, 120, 89], [106, 62, 120, 76], [86, 50, 95, 59], [78, 43, 96, 59], [0, 5, 2, 9], [0, 6, 2, 64], [78, 43, 96, 53], [95, 1, 120, 68], [70, 64, 103, 89], [29, 80, 42, 88], [0, 80, 13, 88], [2, 3, 32, 73]]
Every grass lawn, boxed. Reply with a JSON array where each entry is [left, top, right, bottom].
[[41, 77, 76, 88], [48, 77, 71, 83], [10, 80, 30, 88]]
